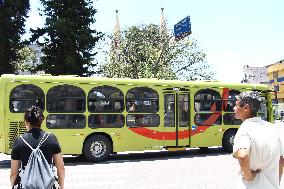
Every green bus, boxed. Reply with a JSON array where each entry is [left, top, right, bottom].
[[0, 74, 273, 161]]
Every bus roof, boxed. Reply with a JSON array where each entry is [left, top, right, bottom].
[[0, 74, 269, 91]]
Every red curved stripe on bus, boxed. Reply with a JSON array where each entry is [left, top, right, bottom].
[[129, 127, 186, 140], [128, 88, 229, 140], [222, 88, 229, 110], [129, 113, 221, 140], [129, 125, 211, 140]]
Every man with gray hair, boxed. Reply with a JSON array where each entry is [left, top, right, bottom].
[[233, 91, 284, 189]]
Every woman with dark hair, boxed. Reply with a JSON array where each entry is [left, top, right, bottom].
[[10, 106, 65, 189]]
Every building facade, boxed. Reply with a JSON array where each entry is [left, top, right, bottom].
[[267, 59, 284, 110], [242, 65, 268, 84]]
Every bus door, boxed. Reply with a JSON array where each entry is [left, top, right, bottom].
[[163, 90, 190, 147]]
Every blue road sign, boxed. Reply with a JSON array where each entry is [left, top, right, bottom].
[[0, 0, 3, 6], [174, 16, 191, 41]]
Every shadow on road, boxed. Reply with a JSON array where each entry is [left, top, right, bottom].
[[0, 147, 230, 168], [63, 147, 229, 166], [0, 160, 11, 169]]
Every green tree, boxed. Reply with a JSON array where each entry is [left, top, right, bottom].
[[101, 24, 215, 81], [170, 40, 216, 81], [101, 24, 175, 79], [13, 46, 37, 74], [0, 0, 30, 75], [30, 0, 103, 76]]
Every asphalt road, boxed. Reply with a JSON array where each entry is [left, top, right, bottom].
[[1, 148, 284, 189]]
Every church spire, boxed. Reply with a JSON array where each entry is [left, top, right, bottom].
[[113, 10, 120, 50], [160, 8, 168, 37], [114, 10, 120, 38], [112, 10, 121, 56]]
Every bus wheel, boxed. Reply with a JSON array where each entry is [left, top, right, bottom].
[[222, 130, 237, 153], [83, 135, 111, 162], [199, 147, 208, 153]]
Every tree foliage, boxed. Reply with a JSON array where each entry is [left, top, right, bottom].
[[170, 40, 216, 81], [13, 46, 37, 74], [0, 0, 30, 75], [101, 24, 216, 81], [30, 0, 103, 76]]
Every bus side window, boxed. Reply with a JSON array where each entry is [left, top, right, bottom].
[[88, 86, 124, 113], [126, 87, 159, 127], [47, 84, 85, 112], [88, 114, 124, 128], [194, 89, 222, 126], [194, 89, 221, 112], [126, 87, 159, 113], [223, 90, 240, 112], [10, 84, 45, 112], [223, 113, 242, 125]]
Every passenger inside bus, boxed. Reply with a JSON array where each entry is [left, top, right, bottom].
[[128, 103, 136, 112], [127, 102, 144, 125], [89, 114, 124, 128]]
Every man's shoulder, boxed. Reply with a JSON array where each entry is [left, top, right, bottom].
[[242, 117, 272, 126], [239, 118, 270, 133]]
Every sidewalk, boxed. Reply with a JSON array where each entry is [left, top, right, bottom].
[[0, 153, 11, 189], [0, 153, 10, 161]]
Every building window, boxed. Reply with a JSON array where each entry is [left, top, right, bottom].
[[273, 71, 278, 79], [274, 85, 279, 92]]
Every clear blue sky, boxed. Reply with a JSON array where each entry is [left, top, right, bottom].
[[27, 0, 284, 82]]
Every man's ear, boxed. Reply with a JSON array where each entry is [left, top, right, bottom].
[[243, 104, 250, 110]]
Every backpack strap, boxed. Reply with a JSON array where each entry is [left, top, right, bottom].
[[20, 135, 34, 150], [20, 132, 50, 150], [36, 132, 50, 149]]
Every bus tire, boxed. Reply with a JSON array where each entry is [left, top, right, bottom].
[[199, 147, 208, 153], [83, 135, 112, 162], [222, 129, 237, 153]]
